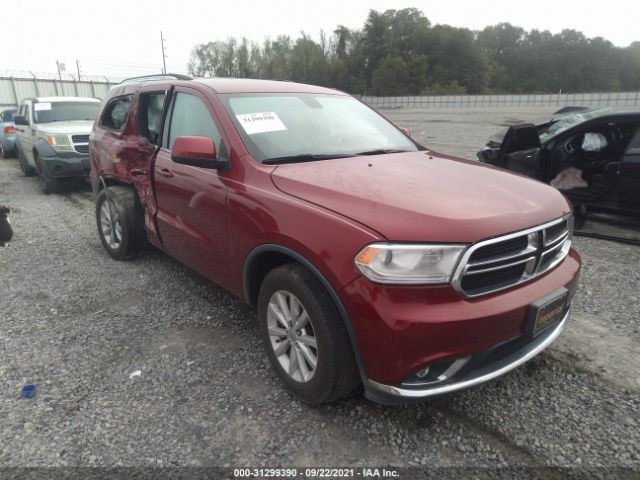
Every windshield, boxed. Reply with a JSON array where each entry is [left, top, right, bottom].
[[33, 101, 101, 124], [220, 93, 418, 163], [539, 107, 612, 143]]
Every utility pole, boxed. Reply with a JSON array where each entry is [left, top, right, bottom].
[[160, 31, 167, 74], [76, 60, 81, 82]]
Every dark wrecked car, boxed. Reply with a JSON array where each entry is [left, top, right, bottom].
[[478, 107, 640, 224]]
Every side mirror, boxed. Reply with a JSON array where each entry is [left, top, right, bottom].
[[171, 136, 228, 170], [399, 127, 412, 138], [14, 115, 27, 126]]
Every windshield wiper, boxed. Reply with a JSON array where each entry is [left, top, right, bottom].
[[263, 153, 355, 165], [355, 148, 412, 156]]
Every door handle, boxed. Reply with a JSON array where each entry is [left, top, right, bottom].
[[131, 168, 148, 176], [156, 167, 174, 178]]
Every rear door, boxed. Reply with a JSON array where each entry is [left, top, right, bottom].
[[133, 85, 170, 245], [618, 128, 640, 209], [152, 86, 230, 284]]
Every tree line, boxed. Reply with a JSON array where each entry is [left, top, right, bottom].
[[187, 8, 640, 96]]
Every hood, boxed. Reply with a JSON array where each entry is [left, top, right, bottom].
[[37, 120, 94, 134], [271, 151, 571, 243]]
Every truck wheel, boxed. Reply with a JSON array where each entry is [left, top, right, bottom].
[[258, 263, 359, 404], [96, 186, 148, 261], [17, 146, 35, 177], [34, 155, 61, 194], [574, 204, 587, 230]]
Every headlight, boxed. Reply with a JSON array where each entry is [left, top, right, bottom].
[[354, 243, 467, 285], [46, 135, 72, 152]]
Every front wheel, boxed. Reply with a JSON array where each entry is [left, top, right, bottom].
[[17, 146, 35, 177], [574, 204, 587, 230], [258, 263, 359, 404], [35, 155, 61, 194], [96, 186, 147, 260]]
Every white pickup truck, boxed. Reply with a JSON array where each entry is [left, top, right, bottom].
[[14, 96, 101, 193]]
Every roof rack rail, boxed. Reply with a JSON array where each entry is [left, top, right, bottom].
[[119, 73, 192, 84]]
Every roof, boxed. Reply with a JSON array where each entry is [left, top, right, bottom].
[[30, 96, 101, 103], [106, 77, 347, 99], [193, 78, 345, 95]]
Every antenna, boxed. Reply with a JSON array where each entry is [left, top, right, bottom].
[[160, 31, 168, 74]]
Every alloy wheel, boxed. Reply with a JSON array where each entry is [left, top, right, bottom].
[[100, 199, 123, 250], [267, 290, 318, 382]]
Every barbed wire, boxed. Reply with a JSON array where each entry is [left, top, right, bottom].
[[0, 67, 190, 83]]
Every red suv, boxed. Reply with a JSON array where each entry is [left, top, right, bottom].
[[89, 74, 581, 405]]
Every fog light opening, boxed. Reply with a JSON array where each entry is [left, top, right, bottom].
[[401, 356, 472, 388]]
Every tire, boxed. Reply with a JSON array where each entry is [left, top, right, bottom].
[[574, 204, 587, 230], [34, 154, 61, 194], [258, 263, 359, 404], [96, 186, 148, 261], [1, 144, 15, 159], [17, 145, 35, 177]]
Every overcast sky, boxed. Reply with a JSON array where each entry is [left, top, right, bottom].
[[3, 0, 638, 80]]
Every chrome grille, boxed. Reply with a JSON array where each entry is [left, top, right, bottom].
[[71, 134, 90, 155], [453, 215, 573, 297]]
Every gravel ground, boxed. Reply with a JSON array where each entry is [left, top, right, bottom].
[[0, 107, 638, 475]]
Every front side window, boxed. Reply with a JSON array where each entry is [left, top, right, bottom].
[[19, 104, 30, 120], [219, 93, 418, 163], [139, 92, 166, 145], [100, 96, 131, 131], [34, 101, 101, 124], [167, 93, 221, 150]]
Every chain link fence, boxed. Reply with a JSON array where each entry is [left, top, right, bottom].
[[361, 91, 640, 109], [0, 75, 117, 109], [2, 74, 639, 111]]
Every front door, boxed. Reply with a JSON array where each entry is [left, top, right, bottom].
[[618, 128, 640, 210], [153, 87, 230, 284], [16, 103, 34, 166]]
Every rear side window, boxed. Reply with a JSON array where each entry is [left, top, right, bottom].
[[139, 92, 166, 145], [100, 96, 132, 131], [166, 93, 221, 150], [1, 109, 15, 122]]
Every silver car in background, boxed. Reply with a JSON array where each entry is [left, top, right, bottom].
[[0, 108, 17, 158]]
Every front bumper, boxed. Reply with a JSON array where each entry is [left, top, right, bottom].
[[367, 308, 570, 404], [341, 248, 581, 404], [40, 152, 90, 179]]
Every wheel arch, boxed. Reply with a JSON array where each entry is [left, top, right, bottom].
[[243, 244, 367, 382], [96, 175, 134, 192], [32, 138, 56, 159]]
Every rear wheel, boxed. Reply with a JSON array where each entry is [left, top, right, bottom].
[[258, 263, 359, 404], [96, 186, 148, 260]]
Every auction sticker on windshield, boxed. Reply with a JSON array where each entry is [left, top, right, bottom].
[[34, 103, 52, 111], [236, 112, 287, 135]]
